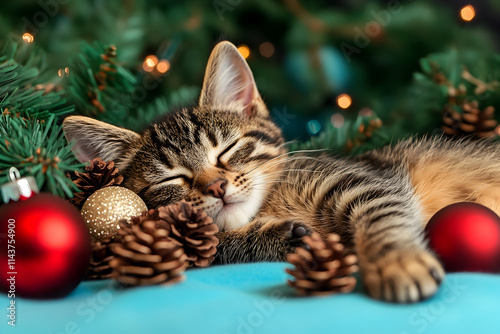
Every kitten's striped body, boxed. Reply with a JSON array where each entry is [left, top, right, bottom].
[[216, 138, 500, 302], [63, 41, 500, 303]]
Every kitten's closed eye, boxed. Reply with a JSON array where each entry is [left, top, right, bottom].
[[136, 173, 192, 205], [157, 175, 192, 185], [217, 140, 238, 166]]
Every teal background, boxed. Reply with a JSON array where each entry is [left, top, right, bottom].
[[1, 262, 499, 334]]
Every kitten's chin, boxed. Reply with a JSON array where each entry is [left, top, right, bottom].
[[213, 204, 256, 231], [210, 192, 265, 231]]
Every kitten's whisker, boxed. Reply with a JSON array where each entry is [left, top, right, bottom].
[[276, 140, 298, 149], [237, 159, 288, 176], [254, 169, 323, 182], [286, 156, 325, 162], [252, 180, 294, 187], [247, 156, 325, 176], [239, 190, 267, 203], [245, 158, 288, 175], [250, 174, 287, 186], [264, 168, 324, 175], [246, 148, 329, 175], [239, 153, 325, 175], [246, 157, 304, 176], [286, 148, 331, 154]]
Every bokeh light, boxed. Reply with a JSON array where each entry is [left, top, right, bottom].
[[22, 33, 34, 43], [237, 45, 250, 59], [307, 120, 321, 135], [331, 113, 345, 128], [143, 55, 158, 72], [358, 107, 374, 117], [259, 42, 275, 58], [460, 5, 475, 22], [157, 60, 170, 73], [336, 94, 352, 109]]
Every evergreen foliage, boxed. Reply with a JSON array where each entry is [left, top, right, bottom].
[[0, 1, 499, 197], [0, 113, 82, 197]]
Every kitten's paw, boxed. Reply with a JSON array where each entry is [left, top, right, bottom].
[[262, 220, 313, 258], [287, 221, 311, 242], [361, 249, 445, 303]]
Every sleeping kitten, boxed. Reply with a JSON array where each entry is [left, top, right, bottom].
[[63, 41, 500, 303]]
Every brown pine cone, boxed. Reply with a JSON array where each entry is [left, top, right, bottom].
[[442, 101, 498, 139], [109, 220, 188, 286], [157, 201, 219, 268], [129, 209, 170, 230], [86, 237, 114, 281], [286, 233, 358, 296], [69, 158, 124, 208]]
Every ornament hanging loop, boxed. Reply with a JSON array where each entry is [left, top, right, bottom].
[[9, 167, 21, 181]]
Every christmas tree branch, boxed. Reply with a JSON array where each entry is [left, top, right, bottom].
[[0, 113, 83, 198], [0, 42, 73, 118], [66, 42, 137, 119]]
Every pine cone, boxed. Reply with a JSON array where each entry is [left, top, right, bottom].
[[157, 201, 219, 267], [442, 101, 499, 139], [69, 158, 124, 208], [286, 233, 358, 296], [109, 220, 188, 286], [86, 237, 114, 281], [129, 209, 170, 229]]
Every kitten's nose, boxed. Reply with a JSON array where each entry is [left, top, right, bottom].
[[203, 179, 227, 199]]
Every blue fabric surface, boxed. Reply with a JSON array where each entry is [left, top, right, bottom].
[[1, 262, 500, 334]]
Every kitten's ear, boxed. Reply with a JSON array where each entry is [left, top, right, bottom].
[[199, 41, 268, 118], [63, 116, 140, 163]]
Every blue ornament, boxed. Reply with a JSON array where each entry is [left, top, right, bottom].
[[285, 46, 350, 93]]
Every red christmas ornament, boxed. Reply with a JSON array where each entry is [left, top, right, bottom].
[[0, 168, 91, 299], [425, 202, 500, 273]]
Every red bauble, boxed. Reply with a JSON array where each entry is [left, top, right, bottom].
[[0, 193, 91, 299], [425, 202, 500, 273]]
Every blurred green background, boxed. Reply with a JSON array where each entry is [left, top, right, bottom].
[[1, 0, 500, 196], [1, 0, 498, 137]]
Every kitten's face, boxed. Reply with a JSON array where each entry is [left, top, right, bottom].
[[63, 41, 287, 231], [130, 106, 285, 230]]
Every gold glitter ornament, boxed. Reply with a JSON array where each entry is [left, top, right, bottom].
[[81, 187, 148, 240]]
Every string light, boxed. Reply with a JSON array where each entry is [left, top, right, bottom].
[[143, 55, 158, 72], [156, 60, 170, 74], [237, 45, 250, 59], [336, 94, 352, 109], [460, 5, 475, 22], [331, 113, 345, 128], [22, 33, 34, 43], [259, 42, 275, 58]]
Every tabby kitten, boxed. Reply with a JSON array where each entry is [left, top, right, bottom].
[[63, 41, 500, 303]]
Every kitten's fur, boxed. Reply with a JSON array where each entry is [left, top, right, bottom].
[[63, 41, 500, 303]]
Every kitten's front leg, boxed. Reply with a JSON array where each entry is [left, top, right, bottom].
[[351, 202, 445, 303], [317, 170, 446, 303], [213, 218, 313, 264]]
